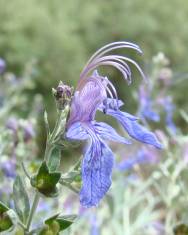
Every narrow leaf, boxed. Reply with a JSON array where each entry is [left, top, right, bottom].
[[48, 147, 61, 172], [13, 175, 30, 223], [39, 214, 77, 234], [0, 201, 9, 213], [31, 162, 61, 197], [57, 214, 77, 231]]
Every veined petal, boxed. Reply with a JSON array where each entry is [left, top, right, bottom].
[[80, 140, 114, 207], [93, 121, 131, 144], [105, 108, 162, 149], [68, 74, 107, 126], [66, 122, 88, 140], [66, 121, 115, 207]]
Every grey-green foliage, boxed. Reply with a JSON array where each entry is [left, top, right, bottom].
[[13, 175, 30, 224], [68, 174, 161, 235]]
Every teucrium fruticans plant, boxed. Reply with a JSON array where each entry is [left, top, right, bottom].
[[0, 41, 162, 234]]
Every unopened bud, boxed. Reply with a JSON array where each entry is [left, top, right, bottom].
[[53, 82, 73, 110]]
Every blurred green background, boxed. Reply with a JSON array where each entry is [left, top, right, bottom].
[[1, 2, 188, 234], [0, 0, 188, 135]]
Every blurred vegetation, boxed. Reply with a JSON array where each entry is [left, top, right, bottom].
[[0, 2, 188, 234], [0, 0, 188, 143]]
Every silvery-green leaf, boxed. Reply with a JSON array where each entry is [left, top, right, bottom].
[[57, 214, 77, 231], [47, 147, 61, 172], [39, 214, 77, 235], [44, 110, 50, 136], [13, 175, 30, 223]]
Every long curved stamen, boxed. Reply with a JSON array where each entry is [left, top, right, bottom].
[[80, 56, 132, 81], [102, 77, 119, 109], [103, 77, 118, 100], [95, 55, 147, 82], [80, 55, 146, 86], [84, 41, 142, 70], [120, 56, 147, 82], [94, 44, 142, 61], [80, 61, 131, 86]]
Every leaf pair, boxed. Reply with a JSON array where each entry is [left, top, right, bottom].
[[0, 201, 14, 232], [31, 161, 61, 197], [39, 214, 77, 235]]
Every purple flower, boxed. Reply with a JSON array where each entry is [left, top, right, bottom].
[[22, 122, 35, 142], [158, 96, 177, 134], [0, 58, 6, 74], [164, 97, 177, 134], [66, 42, 162, 207], [1, 159, 16, 178], [116, 147, 159, 171], [138, 85, 160, 122]]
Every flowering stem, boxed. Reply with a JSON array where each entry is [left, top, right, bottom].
[[25, 109, 65, 233]]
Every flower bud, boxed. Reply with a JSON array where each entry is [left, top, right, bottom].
[[53, 81, 73, 110], [22, 121, 35, 142]]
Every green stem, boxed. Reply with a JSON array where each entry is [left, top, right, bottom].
[[44, 110, 64, 162], [24, 109, 64, 232], [26, 192, 40, 231]]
